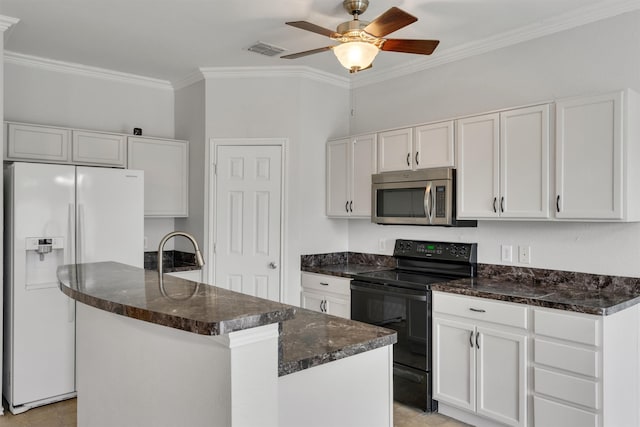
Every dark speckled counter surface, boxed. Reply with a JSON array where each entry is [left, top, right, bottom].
[[57, 261, 396, 376], [432, 264, 640, 315]]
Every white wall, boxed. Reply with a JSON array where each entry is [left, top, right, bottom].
[[347, 10, 640, 277], [3, 60, 178, 250], [201, 73, 350, 304]]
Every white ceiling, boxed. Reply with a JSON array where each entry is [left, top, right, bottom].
[[1, 0, 637, 85]]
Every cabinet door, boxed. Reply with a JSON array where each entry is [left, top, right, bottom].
[[433, 317, 476, 411], [6, 123, 70, 163], [476, 326, 527, 427], [500, 105, 550, 218], [128, 137, 189, 217], [414, 121, 455, 169], [72, 130, 126, 167], [555, 92, 622, 219], [326, 139, 350, 217], [300, 291, 326, 314], [456, 114, 500, 218], [377, 128, 413, 172], [350, 134, 376, 217], [325, 294, 350, 319]]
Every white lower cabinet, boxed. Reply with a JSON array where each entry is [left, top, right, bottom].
[[433, 292, 528, 427], [300, 272, 350, 319]]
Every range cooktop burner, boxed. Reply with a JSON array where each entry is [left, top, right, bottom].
[[352, 269, 459, 291]]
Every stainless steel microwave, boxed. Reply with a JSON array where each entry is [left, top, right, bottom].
[[371, 168, 476, 227]]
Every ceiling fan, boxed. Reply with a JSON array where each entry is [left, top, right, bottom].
[[281, 0, 440, 73]]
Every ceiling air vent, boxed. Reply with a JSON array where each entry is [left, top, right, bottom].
[[247, 41, 286, 57]]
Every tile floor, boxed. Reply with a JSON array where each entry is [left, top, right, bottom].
[[0, 398, 471, 426]]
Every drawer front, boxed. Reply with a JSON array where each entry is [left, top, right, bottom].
[[301, 272, 351, 296], [7, 123, 70, 162], [433, 292, 528, 328], [534, 396, 597, 427], [534, 338, 598, 377], [534, 367, 599, 409], [534, 309, 599, 346]]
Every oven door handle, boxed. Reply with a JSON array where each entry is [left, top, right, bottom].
[[351, 282, 428, 301], [373, 316, 404, 327]]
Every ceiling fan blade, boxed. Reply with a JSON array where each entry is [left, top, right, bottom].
[[363, 7, 417, 38], [281, 46, 334, 59], [381, 39, 440, 55], [285, 21, 341, 39]]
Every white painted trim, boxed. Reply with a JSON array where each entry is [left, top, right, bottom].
[[214, 324, 280, 349], [208, 137, 289, 303], [172, 70, 205, 90], [351, 0, 640, 88], [0, 15, 19, 32], [199, 66, 349, 89], [4, 51, 173, 90]]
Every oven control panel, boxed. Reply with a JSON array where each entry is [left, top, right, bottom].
[[394, 239, 477, 262]]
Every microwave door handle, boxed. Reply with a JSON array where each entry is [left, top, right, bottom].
[[431, 185, 437, 223], [424, 183, 432, 224]]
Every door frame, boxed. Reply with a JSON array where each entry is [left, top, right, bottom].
[[207, 138, 288, 302]]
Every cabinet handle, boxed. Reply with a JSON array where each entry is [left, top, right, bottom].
[[415, 151, 419, 166], [476, 332, 480, 349], [323, 300, 327, 312], [469, 307, 486, 313], [349, 201, 353, 212], [406, 153, 411, 167], [556, 195, 561, 213], [319, 282, 329, 286], [500, 196, 505, 213], [345, 201, 349, 213], [469, 331, 474, 348], [492, 197, 497, 213]]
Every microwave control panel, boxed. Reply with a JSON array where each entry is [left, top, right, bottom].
[[394, 239, 477, 263]]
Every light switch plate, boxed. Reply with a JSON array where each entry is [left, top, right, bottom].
[[501, 245, 512, 263]]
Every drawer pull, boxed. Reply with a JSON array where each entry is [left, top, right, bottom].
[[469, 308, 486, 313], [320, 282, 329, 286]]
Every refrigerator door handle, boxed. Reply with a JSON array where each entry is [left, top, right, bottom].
[[68, 203, 75, 264], [77, 204, 84, 264]]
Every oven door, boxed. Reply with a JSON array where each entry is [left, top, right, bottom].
[[350, 280, 430, 371]]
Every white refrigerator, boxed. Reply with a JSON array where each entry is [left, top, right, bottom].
[[3, 162, 143, 414]]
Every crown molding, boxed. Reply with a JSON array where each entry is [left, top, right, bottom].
[[4, 51, 173, 90], [198, 66, 350, 89], [351, 0, 640, 88], [172, 70, 206, 90], [0, 15, 19, 32]]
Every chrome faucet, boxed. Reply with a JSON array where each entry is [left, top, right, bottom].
[[157, 231, 205, 286]]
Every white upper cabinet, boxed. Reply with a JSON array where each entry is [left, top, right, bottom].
[[378, 121, 455, 172], [72, 130, 126, 167], [127, 136, 189, 217], [6, 122, 71, 163], [555, 89, 640, 221], [326, 134, 376, 218], [377, 127, 412, 172], [457, 105, 550, 219], [414, 121, 455, 169]]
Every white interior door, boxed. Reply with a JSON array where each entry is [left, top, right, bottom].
[[214, 144, 282, 301]]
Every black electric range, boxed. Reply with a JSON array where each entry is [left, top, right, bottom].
[[350, 239, 477, 412]]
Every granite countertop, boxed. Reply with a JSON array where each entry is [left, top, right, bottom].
[[302, 263, 394, 278], [432, 265, 640, 316], [57, 262, 295, 335], [57, 261, 397, 376], [300, 251, 396, 278]]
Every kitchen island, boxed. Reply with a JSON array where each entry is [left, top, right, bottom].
[[57, 262, 396, 427]]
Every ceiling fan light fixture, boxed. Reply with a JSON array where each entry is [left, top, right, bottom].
[[333, 41, 378, 73]]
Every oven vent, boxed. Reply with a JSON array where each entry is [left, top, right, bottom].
[[247, 41, 286, 57]]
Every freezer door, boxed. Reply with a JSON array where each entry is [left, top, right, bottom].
[[75, 167, 144, 268], [6, 162, 77, 407]]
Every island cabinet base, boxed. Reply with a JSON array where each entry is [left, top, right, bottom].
[[279, 345, 393, 427], [76, 302, 280, 427]]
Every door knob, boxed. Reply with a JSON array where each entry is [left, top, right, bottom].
[[268, 262, 278, 269]]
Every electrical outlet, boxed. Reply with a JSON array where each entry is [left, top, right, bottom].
[[144, 236, 148, 250], [519, 245, 531, 264], [378, 238, 386, 251], [501, 245, 512, 263]]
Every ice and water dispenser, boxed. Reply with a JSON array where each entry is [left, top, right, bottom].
[[25, 237, 65, 290]]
